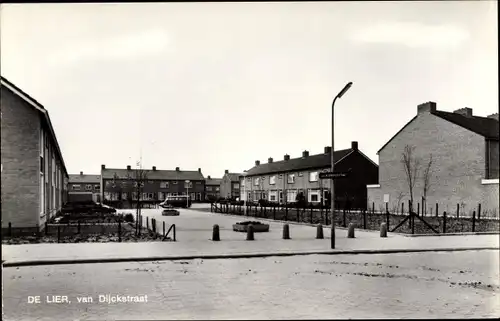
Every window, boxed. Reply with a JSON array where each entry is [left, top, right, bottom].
[[173, 181, 178, 185], [160, 181, 169, 188], [298, 172, 303, 177], [206, 186, 212, 192], [158, 192, 164, 200], [269, 175, 276, 185], [269, 191, 277, 202], [279, 190, 283, 203], [308, 189, 320, 203], [122, 192, 128, 200], [241, 179, 245, 187], [278, 174, 283, 179], [247, 192, 251, 201], [196, 181, 202, 185], [172, 193, 178, 196], [233, 183, 240, 189], [309, 171, 318, 182], [134, 182, 145, 187], [72, 185, 81, 191], [215, 187, 220, 191], [86, 184, 92, 191], [254, 177, 260, 186], [287, 190, 297, 202], [287, 173, 295, 184], [184, 181, 193, 188], [147, 180, 154, 184], [94, 185, 100, 191]]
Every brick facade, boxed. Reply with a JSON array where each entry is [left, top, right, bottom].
[[368, 103, 499, 216], [1, 80, 68, 232], [220, 171, 242, 200]]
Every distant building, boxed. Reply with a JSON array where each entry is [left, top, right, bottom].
[[367, 102, 499, 215], [1, 76, 69, 234], [68, 172, 101, 203], [220, 170, 243, 200], [204, 175, 222, 201], [241, 142, 378, 209], [100, 165, 205, 207]]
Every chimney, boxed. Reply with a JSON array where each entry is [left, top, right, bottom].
[[101, 164, 106, 170], [302, 150, 309, 158], [176, 167, 180, 171], [255, 160, 260, 166], [126, 165, 131, 170], [351, 141, 358, 150], [417, 101, 437, 114], [207, 175, 211, 179], [284, 154, 290, 161], [198, 168, 201, 173], [225, 169, 229, 174], [487, 113, 499, 121], [80, 171, 83, 176], [268, 157, 273, 163], [453, 107, 473, 117], [152, 166, 156, 171], [324, 146, 331, 154]]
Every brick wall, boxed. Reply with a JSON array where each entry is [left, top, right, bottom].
[[368, 110, 497, 215], [1, 86, 41, 228]]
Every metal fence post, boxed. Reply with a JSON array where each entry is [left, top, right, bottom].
[[8, 222, 12, 237], [472, 210, 476, 233], [478, 203, 481, 220], [436, 203, 438, 217], [443, 211, 447, 234], [386, 203, 390, 230], [310, 204, 313, 224], [363, 209, 367, 229], [343, 208, 346, 228], [456, 204, 459, 219], [118, 219, 122, 242]]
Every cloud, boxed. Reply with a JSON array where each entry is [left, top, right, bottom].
[[48, 28, 170, 65], [351, 22, 470, 48]]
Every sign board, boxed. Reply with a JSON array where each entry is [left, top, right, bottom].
[[319, 171, 349, 179], [383, 194, 390, 203]]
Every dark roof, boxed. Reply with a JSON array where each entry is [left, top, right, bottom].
[[1, 76, 69, 177], [68, 174, 101, 184], [378, 109, 499, 154], [433, 111, 499, 140], [205, 178, 222, 186], [245, 149, 353, 176], [225, 173, 243, 181], [101, 168, 205, 181]]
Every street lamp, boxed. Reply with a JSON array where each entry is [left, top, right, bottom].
[[331, 81, 353, 249], [243, 170, 248, 216], [185, 180, 190, 207]]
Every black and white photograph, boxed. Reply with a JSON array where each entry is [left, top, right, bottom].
[[1, 1, 499, 320]]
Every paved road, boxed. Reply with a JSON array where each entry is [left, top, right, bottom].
[[2, 207, 499, 265], [3, 250, 499, 320]]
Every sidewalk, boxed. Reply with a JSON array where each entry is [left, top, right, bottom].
[[2, 208, 499, 266]]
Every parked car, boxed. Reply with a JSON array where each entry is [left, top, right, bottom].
[[159, 195, 192, 208]]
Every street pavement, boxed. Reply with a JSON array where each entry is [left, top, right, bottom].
[[2, 250, 499, 320], [2, 206, 499, 265]]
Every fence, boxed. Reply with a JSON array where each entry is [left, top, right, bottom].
[[2, 215, 176, 243], [210, 201, 499, 235]]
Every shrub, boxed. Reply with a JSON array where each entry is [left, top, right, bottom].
[[124, 213, 135, 223]]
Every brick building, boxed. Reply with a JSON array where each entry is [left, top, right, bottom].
[[68, 172, 101, 203], [220, 170, 243, 200], [204, 175, 222, 201], [1, 76, 69, 234], [367, 102, 499, 216], [100, 165, 205, 207], [241, 142, 379, 209]]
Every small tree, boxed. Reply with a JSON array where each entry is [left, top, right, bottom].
[[130, 161, 148, 235], [401, 145, 420, 212], [421, 154, 434, 215]]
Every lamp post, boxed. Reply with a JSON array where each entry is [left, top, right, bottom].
[[185, 180, 190, 207], [243, 170, 248, 215], [331, 81, 353, 249]]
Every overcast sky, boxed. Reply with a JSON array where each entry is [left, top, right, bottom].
[[1, 1, 497, 178]]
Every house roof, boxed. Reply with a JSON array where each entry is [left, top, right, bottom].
[[225, 173, 243, 181], [245, 149, 354, 176], [205, 178, 222, 186], [68, 174, 101, 184], [433, 111, 499, 140], [377, 109, 500, 154], [1, 76, 69, 177], [101, 168, 205, 181]]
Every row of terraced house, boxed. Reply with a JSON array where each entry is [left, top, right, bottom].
[[2, 75, 499, 233]]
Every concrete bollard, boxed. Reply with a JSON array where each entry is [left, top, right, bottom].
[[347, 223, 355, 238], [380, 223, 387, 238], [212, 224, 220, 241], [246, 224, 255, 241], [316, 224, 324, 239], [283, 224, 290, 240]]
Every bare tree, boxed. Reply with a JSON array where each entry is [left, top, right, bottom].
[[392, 191, 406, 214], [421, 154, 434, 215], [401, 145, 420, 212], [130, 161, 148, 235]]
